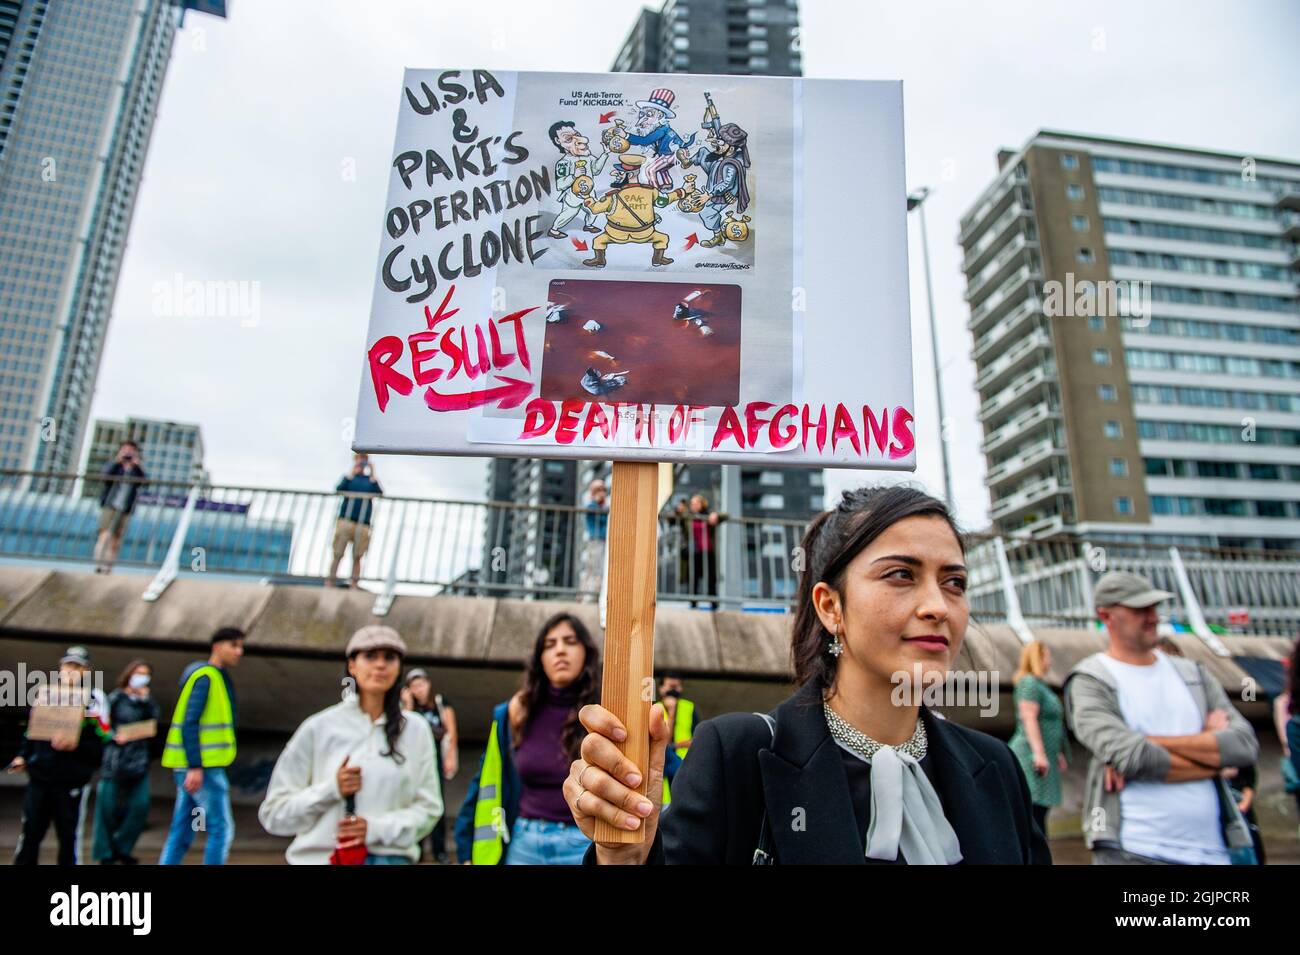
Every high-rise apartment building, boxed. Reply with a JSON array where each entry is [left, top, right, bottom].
[[0, 1, 223, 479], [961, 131, 1300, 549], [611, 0, 802, 76]]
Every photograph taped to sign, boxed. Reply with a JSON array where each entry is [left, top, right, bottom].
[[356, 68, 914, 470]]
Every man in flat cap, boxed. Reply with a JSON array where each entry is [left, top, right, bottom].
[[1064, 571, 1258, 865]]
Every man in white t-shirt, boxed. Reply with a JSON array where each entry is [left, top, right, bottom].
[[1065, 571, 1259, 865]]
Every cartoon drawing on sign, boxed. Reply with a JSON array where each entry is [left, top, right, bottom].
[[623, 88, 695, 190], [677, 93, 752, 249], [546, 120, 608, 239], [581, 154, 693, 268]]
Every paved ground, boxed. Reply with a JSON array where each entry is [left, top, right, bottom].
[[3, 785, 1296, 865]]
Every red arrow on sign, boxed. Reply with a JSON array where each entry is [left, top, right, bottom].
[[424, 375, 532, 412], [598, 110, 617, 124], [684, 233, 699, 250], [571, 237, 588, 251]]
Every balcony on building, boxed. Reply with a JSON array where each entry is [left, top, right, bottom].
[[979, 363, 1056, 424], [980, 398, 1061, 456], [990, 474, 1071, 524], [967, 262, 1043, 336], [971, 297, 1042, 363], [984, 435, 1067, 490], [973, 327, 1052, 394], [959, 165, 1031, 245], [961, 201, 1035, 275], [964, 230, 1041, 308]]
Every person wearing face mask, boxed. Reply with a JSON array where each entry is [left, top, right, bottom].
[[656, 671, 699, 807], [564, 486, 1050, 865], [455, 612, 601, 864], [258, 626, 443, 864], [92, 660, 159, 864]]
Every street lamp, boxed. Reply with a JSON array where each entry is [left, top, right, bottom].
[[907, 186, 955, 510]]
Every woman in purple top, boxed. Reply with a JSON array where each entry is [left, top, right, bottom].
[[505, 612, 601, 864]]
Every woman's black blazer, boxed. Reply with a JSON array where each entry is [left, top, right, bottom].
[[590, 679, 1052, 865]]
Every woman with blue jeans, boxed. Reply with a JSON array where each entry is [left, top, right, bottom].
[[456, 612, 599, 864]]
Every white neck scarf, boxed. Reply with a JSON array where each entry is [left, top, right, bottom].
[[835, 739, 964, 865]]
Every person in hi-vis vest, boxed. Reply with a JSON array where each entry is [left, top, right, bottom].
[[160, 628, 244, 865], [659, 672, 699, 807]]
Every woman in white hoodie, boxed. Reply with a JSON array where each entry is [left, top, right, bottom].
[[258, 626, 443, 864]]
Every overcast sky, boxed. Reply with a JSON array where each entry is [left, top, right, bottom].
[[94, 0, 1300, 529]]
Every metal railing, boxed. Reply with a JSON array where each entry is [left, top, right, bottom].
[[2, 470, 1297, 634], [0, 470, 800, 608], [968, 533, 1300, 637]]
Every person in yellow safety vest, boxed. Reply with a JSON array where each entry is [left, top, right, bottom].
[[159, 627, 244, 865], [659, 672, 698, 807], [455, 612, 601, 864]]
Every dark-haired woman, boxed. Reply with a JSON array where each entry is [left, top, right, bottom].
[[92, 659, 159, 864], [455, 612, 600, 864], [258, 626, 442, 864], [565, 486, 1051, 865]]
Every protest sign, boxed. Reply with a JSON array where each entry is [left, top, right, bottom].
[[27, 704, 84, 743], [115, 719, 158, 743], [354, 69, 914, 470]]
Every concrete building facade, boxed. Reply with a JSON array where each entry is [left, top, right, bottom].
[[961, 131, 1300, 549]]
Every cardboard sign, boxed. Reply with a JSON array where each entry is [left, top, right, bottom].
[[355, 69, 914, 470], [114, 719, 157, 743], [26, 705, 84, 743]]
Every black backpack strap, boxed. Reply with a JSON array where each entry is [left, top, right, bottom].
[[752, 712, 776, 865]]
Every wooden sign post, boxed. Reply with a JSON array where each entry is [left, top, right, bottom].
[[594, 460, 661, 844]]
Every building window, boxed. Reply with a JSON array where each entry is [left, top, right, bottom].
[[1060, 153, 1079, 170], [809, 494, 824, 511], [1066, 183, 1084, 200], [1071, 214, 1090, 232], [1092, 348, 1111, 366], [1110, 457, 1129, 476], [1114, 496, 1133, 515], [759, 470, 783, 486], [1256, 500, 1287, 517], [672, 36, 689, 50], [1104, 420, 1122, 439], [758, 493, 785, 510], [1098, 384, 1117, 401], [1088, 315, 1105, 331], [1077, 247, 1095, 264]]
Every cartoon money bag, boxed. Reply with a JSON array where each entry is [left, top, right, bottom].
[[675, 174, 709, 213], [602, 120, 631, 154], [722, 212, 752, 242]]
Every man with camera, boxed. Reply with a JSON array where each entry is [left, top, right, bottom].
[[329, 452, 383, 588], [95, 440, 147, 575]]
